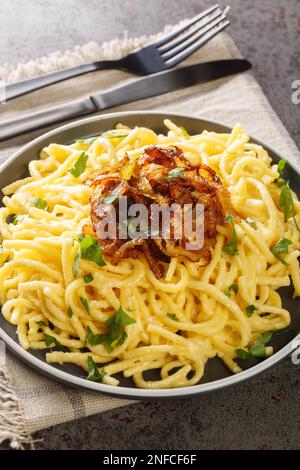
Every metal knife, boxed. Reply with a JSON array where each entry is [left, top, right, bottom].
[[0, 59, 251, 141]]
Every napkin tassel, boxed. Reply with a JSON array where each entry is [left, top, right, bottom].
[[0, 364, 34, 449]]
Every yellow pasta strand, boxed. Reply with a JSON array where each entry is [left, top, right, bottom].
[[0, 121, 298, 389]]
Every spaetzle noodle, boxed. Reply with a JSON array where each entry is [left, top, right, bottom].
[[1, 119, 299, 388]]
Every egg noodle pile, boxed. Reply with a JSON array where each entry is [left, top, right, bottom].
[[1, 119, 299, 389]]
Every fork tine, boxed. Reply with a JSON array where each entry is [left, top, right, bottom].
[[158, 8, 225, 54], [150, 4, 220, 48], [165, 20, 230, 68], [161, 12, 228, 60]]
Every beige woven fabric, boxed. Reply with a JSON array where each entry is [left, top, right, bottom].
[[0, 26, 299, 447]]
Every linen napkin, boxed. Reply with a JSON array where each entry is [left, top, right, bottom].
[[1, 22, 299, 449]]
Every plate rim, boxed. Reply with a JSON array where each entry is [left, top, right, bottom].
[[1, 110, 300, 399]]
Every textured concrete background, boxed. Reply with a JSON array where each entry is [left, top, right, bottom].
[[0, 0, 300, 450]]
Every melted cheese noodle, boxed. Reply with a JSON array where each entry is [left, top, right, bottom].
[[1, 120, 300, 389]]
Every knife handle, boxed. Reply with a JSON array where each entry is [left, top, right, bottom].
[[0, 98, 96, 141], [5, 61, 118, 101]]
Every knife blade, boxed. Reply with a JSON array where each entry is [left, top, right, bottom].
[[0, 59, 251, 141]]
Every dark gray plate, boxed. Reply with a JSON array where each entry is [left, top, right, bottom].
[[0, 111, 299, 399]]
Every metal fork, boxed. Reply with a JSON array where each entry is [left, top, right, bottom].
[[5, 4, 230, 101]]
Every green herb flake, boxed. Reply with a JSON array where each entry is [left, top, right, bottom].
[[106, 306, 136, 330], [225, 214, 234, 224], [44, 334, 65, 351], [80, 296, 90, 315], [167, 313, 178, 321], [124, 217, 139, 239], [271, 237, 293, 265], [249, 331, 273, 358], [87, 356, 105, 382], [68, 152, 89, 177], [86, 306, 135, 353], [236, 332, 273, 360], [275, 160, 300, 232], [86, 326, 100, 346], [72, 251, 80, 277], [83, 273, 93, 283], [278, 159, 286, 175], [77, 131, 128, 146], [104, 131, 128, 140], [32, 198, 48, 210], [12, 215, 26, 225], [167, 167, 185, 180], [279, 182, 300, 232], [77, 136, 100, 145], [67, 306, 73, 318], [224, 284, 238, 297], [245, 305, 258, 317], [180, 126, 190, 138], [279, 182, 295, 222], [100, 194, 120, 205], [235, 348, 251, 360], [79, 235, 106, 267], [35, 320, 46, 327], [276, 159, 287, 187], [222, 214, 238, 256], [138, 226, 160, 238]]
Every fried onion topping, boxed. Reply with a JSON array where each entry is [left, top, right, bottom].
[[85, 146, 234, 278]]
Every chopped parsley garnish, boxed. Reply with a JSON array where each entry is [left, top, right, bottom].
[[277, 159, 286, 176], [67, 306, 73, 318], [68, 152, 89, 177], [122, 217, 141, 239], [77, 131, 128, 145], [83, 273, 93, 283], [79, 235, 106, 267], [77, 136, 100, 145], [72, 251, 80, 277], [44, 334, 65, 351], [87, 356, 105, 382], [125, 218, 160, 239], [271, 237, 292, 265], [167, 313, 178, 321], [275, 160, 300, 232], [103, 131, 128, 140], [222, 214, 238, 256], [12, 215, 26, 225], [80, 296, 90, 315], [279, 182, 300, 232], [167, 167, 185, 180], [235, 348, 251, 360], [249, 331, 273, 357], [138, 226, 160, 238], [245, 305, 258, 317], [32, 198, 48, 210], [180, 126, 190, 138], [276, 159, 287, 187], [224, 284, 238, 297], [236, 331, 273, 360], [100, 194, 120, 205], [35, 320, 46, 327], [86, 306, 135, 353]]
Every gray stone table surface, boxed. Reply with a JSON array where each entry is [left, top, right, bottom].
[[0, 0, 300, 450]]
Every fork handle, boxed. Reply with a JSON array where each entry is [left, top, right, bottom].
[[5, 60, 122, 101]]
